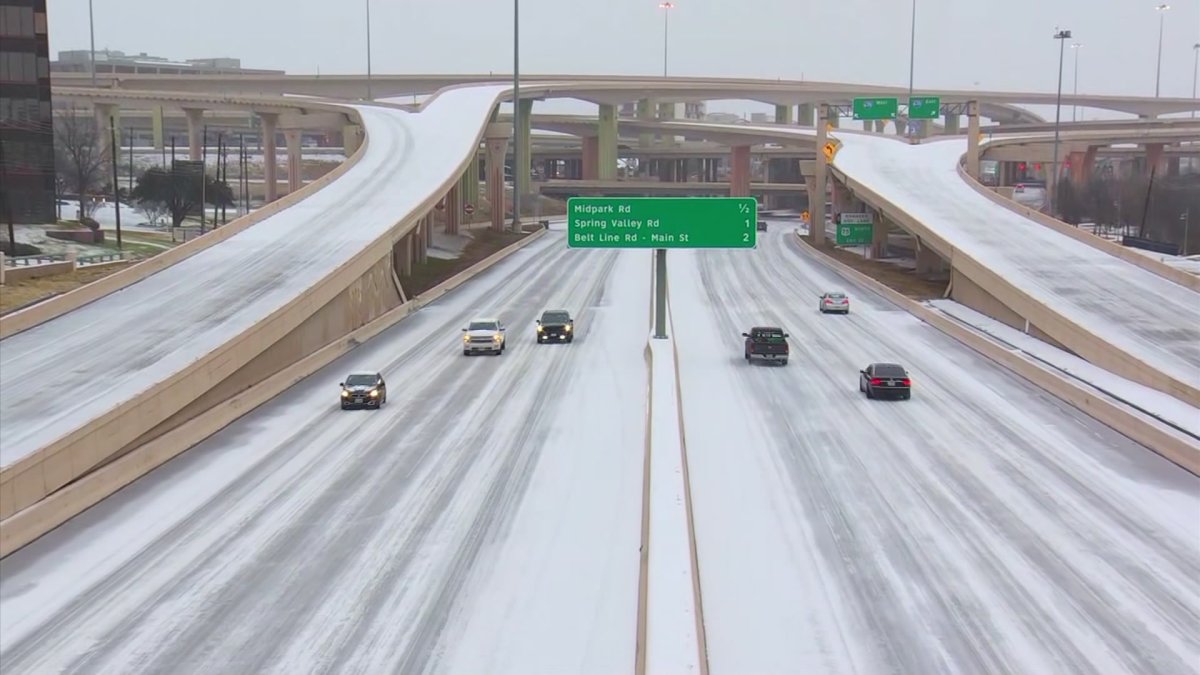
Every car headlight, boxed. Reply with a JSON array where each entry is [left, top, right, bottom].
[[493, 333, 502, 342], [537, 325, 544, 332], [463, 334, 470, 342], [369, 389, 379, 397], [564, 324, 571, 331], [341, 390, 350, 397]]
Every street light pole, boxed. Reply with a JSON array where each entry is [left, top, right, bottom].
[[1155, 4, 1170, 97], [1192, 43, 1199, 118], [511, 0, 521, 231], [906, 0, 916, 138], [1050, 29, 1072, 219], [1070, 43, 1081, 122], [659, 2, 674, 77], [88, 0, 96, 86], [365, 0, 373, 100]]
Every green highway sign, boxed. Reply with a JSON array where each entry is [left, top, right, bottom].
[[908, 96, 941, 119], [836, 216, 873, 246], [567, 197, 758, 249], [852, 97, 898, 120]]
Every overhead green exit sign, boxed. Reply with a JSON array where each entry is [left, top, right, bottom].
[[852, 97, 898, 120], [567, 197, 758, 249], [908, 96, 941, 119]]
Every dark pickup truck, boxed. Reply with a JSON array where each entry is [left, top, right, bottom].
[[742, 326, 789, 365], [536, 309, 575, 343]]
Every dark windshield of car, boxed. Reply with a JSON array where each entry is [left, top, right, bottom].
[[468, 321, 498, 331], [541, 311, 571, 324], [345, 373, 376, 386], [826, 293, 846, 299], [874, 364, 906, 377], [752, 328, 785, 341]]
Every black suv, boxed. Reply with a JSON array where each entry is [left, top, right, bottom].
[[536, 309, 574, 343], [340, 371, 387, 409]]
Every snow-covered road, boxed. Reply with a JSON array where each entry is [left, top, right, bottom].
[[0, 86, 509, 469], [0, 231, 650, 674], [671, 224, 1200, 675]]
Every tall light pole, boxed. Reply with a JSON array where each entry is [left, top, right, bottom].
[[1155, 4, 1170, 97], [88, 0, 96, 86], [365, 0, 373, 100], [659, 2, 674, 77], [906, 0, 917, 138], [1050, 29, 1072, 219], [511, 0, 521, 230], [1070, 43, 1081, 122], [1192, 43, 1199, 118]]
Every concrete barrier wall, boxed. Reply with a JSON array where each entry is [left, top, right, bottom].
[[792, 231, 1199, 476], [956, 159, 1199, 291], [0, 228, 547, 558], [828, 165, 1199, 408], [1, 260, 75, 284], [0, 108, 369, 340]]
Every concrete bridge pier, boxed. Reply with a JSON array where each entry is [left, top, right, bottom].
[[797, 103, 815, 126], [514, 99, 533, 209], [729, 145, 751, 197], [775, 104, 792, 124], [966, 100, 981, 179], [807, 105, 831, 246], [637, 98, 656, 148], [581, 136, 599, 180], [598, 103, 618, 179], [284, 129, 302, 195], [342, 123, 363, 156], [871, 213, 890, 259], [258, 112, 279, 203], [444, 181, 463, 235], [484, 122, 513, 231], [182, 107, 204, 160], [943, 113, 961, 134], [914, 240, 945, 275]]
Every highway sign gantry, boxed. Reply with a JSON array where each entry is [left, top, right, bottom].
[[567, 197, 758, 249], [852, 97, 898, 120], [908, 96, 941, 119]]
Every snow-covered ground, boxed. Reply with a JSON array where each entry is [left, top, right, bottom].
[[0, 232, 648, 674], [670, 224, 1200, 674], [0, 85, 511, 469], [928, 298, 1200, 437]]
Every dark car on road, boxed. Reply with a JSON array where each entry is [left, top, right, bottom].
[[536, 309, 574, 343], [859, 363, 911, 400], [743, 326, 789, 365], [756, 220, 768, 232], [340, 371, 387, 409]]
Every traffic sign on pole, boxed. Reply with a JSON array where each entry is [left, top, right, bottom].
[[836, 217, 873, 246], [907, 96, 941, 119], [852, 97, 898, 120], [567, 197, 758, 249]]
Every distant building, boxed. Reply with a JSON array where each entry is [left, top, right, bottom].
[[0, 0, 56, 224], [52, 50, 285, 76]]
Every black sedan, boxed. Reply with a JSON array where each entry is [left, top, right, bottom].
[[340, 371, 387, 409], [859, 363, 911, 400], [536, 309, 574, 343]]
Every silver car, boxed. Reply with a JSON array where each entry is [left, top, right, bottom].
[[462, 317, 507, 355], [819, 291, 850, 314]]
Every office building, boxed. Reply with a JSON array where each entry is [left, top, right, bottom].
[[52, 50, 285, 76], [0, 0, 55, 224]]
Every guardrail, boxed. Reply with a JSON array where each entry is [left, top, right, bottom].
[[77, 252, 126, 266], [3, 254, 68, 267]]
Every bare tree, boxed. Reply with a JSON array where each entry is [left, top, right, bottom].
[[54, 105, 107, 224], [135, 197, 170, 227]]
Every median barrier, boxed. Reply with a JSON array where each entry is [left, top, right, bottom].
[[955, 158, 1198, 291], [792, 231, 1199, 476], [0, 107, 370, 340], [0, 228, 547, 558]]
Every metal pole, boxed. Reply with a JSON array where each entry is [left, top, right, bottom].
[[654, 248, 668, 339], [511, 0, 520, 231], [127, 126, 133, 195], [1192, 43, 1199, 119], [1156, 11, 1165, 97], [906, 0, 916, 138], [663, 5, 669, 76], [201, 125, 208, 233], [1050, 29, 1070, 219], [1071, 44, 1080, 122], [88, 0, 96, 87], [109, 118, 122, 250], [365, 0, 373, 100]]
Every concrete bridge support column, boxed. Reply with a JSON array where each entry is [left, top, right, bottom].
[[966, 100, 981, 179], [444, 181, 462, 235], [464, 159, 481, 209], [581, 136, 599, 180], [395, 233, 413, 277], [797, 103, 814, 126], [484, 123, 512, 232], [871, 214, 889, 259], [284, 130, 302, 195], [182, 107, 204, 161], [637, 98, 656, 148], [414, 217, 429, 265], [1144, 143, 1166, 176], [808, 105, 830, 246], [915, 240, 943, 274], [514, 99, 533, 206], [258, 112, 279, 203], [729, 145, 751, 197], [775, 104, 792, 124], [342, 124, 363, 157], [598, 104, 618, 179], [862, 119, 872, 131], [659, 160, 676, 182], [943, 113, 960, 134], [151, 106, 165, 151], [874, 120, 886, 133]]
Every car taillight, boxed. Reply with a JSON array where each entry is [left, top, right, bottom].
[[901, 378, 911, 386], [824, 300, 832, 304], [869, 378, 883, 385]]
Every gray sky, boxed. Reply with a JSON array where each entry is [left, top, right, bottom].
[[49, 0, 1200, 102]]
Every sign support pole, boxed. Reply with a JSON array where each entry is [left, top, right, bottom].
[[654, 248, 668, 339]]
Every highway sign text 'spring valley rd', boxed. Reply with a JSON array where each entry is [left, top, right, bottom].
[[567, 197, 759, 249]]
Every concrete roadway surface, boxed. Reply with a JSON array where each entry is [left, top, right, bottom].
[[0, 230, 650, 675], [671, 224, 1200, 675]]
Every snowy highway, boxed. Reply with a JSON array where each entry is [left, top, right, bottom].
[[672, 225, 1200, 674], [0, 86, 509, 469], [0, 230, 649, 674]]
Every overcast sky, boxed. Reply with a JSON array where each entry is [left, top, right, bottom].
[[48, 0, 1200, 107]]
